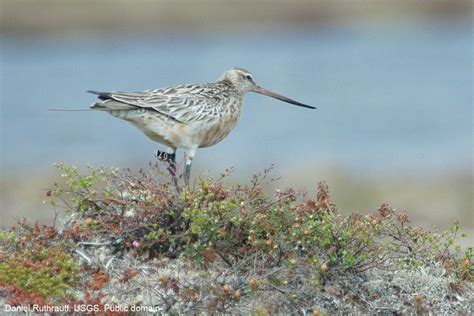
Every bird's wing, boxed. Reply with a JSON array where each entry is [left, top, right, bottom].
[[89, 84, 230, 124]]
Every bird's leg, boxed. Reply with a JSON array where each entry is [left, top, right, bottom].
[[184, 163, 192, 187], [155, 149, 175, 165], [155, 149, 179, 193], [183, 149, 196, 187]]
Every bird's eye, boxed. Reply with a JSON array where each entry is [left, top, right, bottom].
[[245, 75, 252, 80]]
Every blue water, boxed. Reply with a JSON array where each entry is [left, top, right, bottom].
[[1, 23, 472, 175]]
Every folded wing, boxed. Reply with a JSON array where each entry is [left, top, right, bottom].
[[88, 84, 226, 124]]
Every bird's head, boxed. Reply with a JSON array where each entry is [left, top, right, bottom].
[[218, 67, 316, 109], [218, 67, 256, 93]]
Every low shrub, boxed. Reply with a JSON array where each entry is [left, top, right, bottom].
[[0, 162, 471, 313], [46, 163, 471, 276]]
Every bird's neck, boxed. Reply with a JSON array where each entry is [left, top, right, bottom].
[[216, 79, 242, 94]]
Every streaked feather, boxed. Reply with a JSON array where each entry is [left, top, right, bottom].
[[88, 81, 240, 124]]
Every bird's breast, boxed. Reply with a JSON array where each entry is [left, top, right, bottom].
[[193, 111, 241, 148]]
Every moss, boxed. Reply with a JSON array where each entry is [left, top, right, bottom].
[[0, 222, 80, 303]]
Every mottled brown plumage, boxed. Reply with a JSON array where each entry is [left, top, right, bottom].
[[89, 67, 314, 186]]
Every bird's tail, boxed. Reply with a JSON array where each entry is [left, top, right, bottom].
[[89, 102, 108, 110]]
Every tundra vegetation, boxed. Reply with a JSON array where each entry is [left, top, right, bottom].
[[0, 163, 472, 314]]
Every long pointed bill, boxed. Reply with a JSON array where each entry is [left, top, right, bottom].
[[251, 85, 316, 109]]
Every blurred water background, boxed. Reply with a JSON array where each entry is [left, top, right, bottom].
[[0, 1, 472, 242]]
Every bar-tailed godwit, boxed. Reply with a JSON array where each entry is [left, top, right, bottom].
[[88, 67, 315, 186]]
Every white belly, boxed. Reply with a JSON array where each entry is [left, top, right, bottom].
[[109, 109, 241, 150]]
